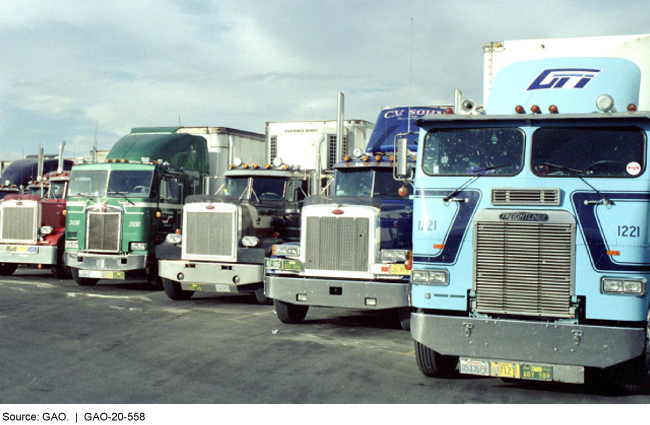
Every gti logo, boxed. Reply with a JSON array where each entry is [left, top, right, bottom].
[[526, 68, 601, 91]]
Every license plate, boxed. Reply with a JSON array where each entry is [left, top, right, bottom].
[[459, 359, 490, 376], [214, 284, 231, 293], [490, 361, 521, 378], [0, 245, 38, 254], [521, 364, 553, 381], [389, 264, 411, 275], [79, 270, 125, 280], [265, 258, 301, 271], [187, 284, 203, 291]]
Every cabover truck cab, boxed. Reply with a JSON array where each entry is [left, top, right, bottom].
[[0, 154, 73, 200], [64, 130, 211, 286], [0, 144, 73, 277], [411, 57, 650, 390], [265, 106, 446, 328], [156, 165, 310, 303]]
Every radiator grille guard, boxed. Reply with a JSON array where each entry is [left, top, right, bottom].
[[184, 210, 236, 259], [0, 203, 39, 243], [473, 210, 576, 318], [305, 216, 370, 272], [86, 212, 121, 252]]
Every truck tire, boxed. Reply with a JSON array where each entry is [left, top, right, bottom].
[[254, 288, 273, 305], [415, 341, 458, 378], [162, 278, 194, 300], [620, 313, 650, 393], [51, 240, 72, 279], [0, 263, 17, 276], [274, 299, 308, 324], [71, 268, 99, 286], [398, 307, 412, 331]]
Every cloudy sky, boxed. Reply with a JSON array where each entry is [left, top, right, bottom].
[[1, 0, 649, 160]]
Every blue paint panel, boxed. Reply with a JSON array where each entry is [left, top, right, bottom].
[[366, 107, 446, 153]]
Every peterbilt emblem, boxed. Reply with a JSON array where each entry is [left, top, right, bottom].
[[499, 212, 549, 222], [331, 209, 344, 215], [205, 205, 215, 210]]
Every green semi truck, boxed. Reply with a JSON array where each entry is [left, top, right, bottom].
[[64, 127, 265, 286]]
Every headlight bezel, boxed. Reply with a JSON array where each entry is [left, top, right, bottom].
[[411, 269, 448, 286], [40, 226, 54, 235], [242, 236, 260, 247], [273, 244, 300, 257], [165, 233, 182, 244], [381, 249, 409, 263], [602, 277, 646, 296]]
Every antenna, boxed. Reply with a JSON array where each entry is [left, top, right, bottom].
[[93, 120, 98, 163], [407, 18, 413, 134]]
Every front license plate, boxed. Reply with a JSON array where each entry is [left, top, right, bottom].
[[187, 284, 204, 291], [459, 359, 490, 376], [214, 284, 231, 293], [390, 264, 411, 275], [265, 258, 301, 271], [0, 245, 38, 254], [521, 364, 553, 381], [79, 270, 125, 280], [490, 361, 521, 378]]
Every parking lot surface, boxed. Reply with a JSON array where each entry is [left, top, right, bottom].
[[1, 268, 648, 404]]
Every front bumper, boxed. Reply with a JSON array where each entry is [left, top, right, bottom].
[[158, 260, 263, 293], [411, 313, 646, 369], [0, 245, 57, 265], [64, 252, 147, 272], [265, 275, 409, 310]]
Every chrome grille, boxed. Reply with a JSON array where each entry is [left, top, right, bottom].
[[87, 212, 121, 252], [491, 188, 560, 206], [305, 216, 369, 272], [474, 219, 575, 318], [185, 211, 235, 258], [1, 205, 38, 243]]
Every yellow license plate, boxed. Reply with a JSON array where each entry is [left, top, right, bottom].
[[187, 284, 203, 291], [490, 361, 521, 378], [389, 264, 411, 275]]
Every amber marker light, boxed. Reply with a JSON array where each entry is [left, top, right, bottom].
[[628, 103, 638, 112], [531, 105, 541, 114], [515, 105, 525, 114], [607, 250, 620, 256], [444, 107, 454, 114], [548, 105, 559, 114], [155, 211, 162, 218], [433, 244, 445, 250]]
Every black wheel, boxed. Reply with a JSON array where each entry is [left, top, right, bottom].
[[398, 307, 412, 331], [0, 263, 17, 276], [71, 268, 99, 286], [620, 313, 650, 393], [51, 240, 72, 279], [415, 341, 458, 378], [274, 299, 308, 324], [162, 278, 194, 300], [254, 287, 273, 305]]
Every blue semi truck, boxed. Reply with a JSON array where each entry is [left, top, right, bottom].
[[410, 57, 650, 391], [265, 106, 445, 329]]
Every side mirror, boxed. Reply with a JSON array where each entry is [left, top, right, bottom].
[[396, 137, 409, 178]]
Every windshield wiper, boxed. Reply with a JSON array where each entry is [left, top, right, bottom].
[[443, 163, 513, 202], [543, 162, 613, 205], [107, 191, 135, 205], [72, 193, 97, 201]]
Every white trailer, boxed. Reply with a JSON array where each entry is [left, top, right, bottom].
[[174, 127, 266, 177], [483, 34, 650, 107], [265, 120, 374, 172]]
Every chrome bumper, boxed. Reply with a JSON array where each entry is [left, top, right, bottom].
[[411, 313, 646, 369], [158, 260, 263, 293], [64, 252, 147, 271], [265, 275, 409, 310], [0, 245, 57, 265]]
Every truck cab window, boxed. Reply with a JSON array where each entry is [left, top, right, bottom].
[[532, 126, 646, 177], [69, 170, 108, 196], [422, 128, 525, 176], [107, 170, 154, 197], [160, 178, 179, 203], [335, 169, 374, 197]]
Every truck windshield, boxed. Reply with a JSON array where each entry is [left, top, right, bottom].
[[69, 170, 108, 197], [107, 170, 154, 197], [422, 128, 525, 176], [48, 181, 67, 200], [531, 127, 645, 177], [334, 169, 403, 198], [215, 177, 286, 201]]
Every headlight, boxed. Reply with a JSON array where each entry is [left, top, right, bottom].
[[602, 277, 646, 295], [130, 242, 147, 251], [273, 244, 300, 257], [65, 240, 78, 249], [242, 236, 259, 247], [40, 226, 53, 235], [412, 269, 448, 285], [381, 250, 409, 263], [165, 233, 182, 244]]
